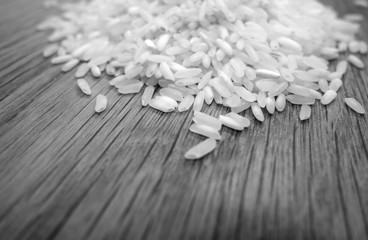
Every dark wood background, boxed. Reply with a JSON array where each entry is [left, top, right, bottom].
[[1, 0, 368, 239]]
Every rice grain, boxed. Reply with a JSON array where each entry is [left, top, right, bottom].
[[77, 79, 92, 95], [189, 124, 222, 140], [219, 115, 244, 131], [142, 86, 155, 106], [347, 55, 364, 68], [95, 94, 107, 113], [344, 98, 365, 114], [178, 95, 195, 112], [149, 98, 175, 113], [321, 90, 337, 105], [184, 138, 217, 160], [251, 103, 264, 122], [300, 105, 311, 120]]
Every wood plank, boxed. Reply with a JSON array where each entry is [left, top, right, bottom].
[[0, 0, 367, 240]]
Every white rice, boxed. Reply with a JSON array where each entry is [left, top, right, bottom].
[[189, 51, 206, 63], [223, 95, 241, 108], [117, 82, 144, 94], [91, 66, 101, 78], [244, 66, 257, 80], [189, 124, 222, 140], [344, 98, 365, 114], [142, 86, 155, 107], [145, 63, 158, 78], [277, 37, 302, 52], [202, 55, 211, 68], [321, 90, 337, 105], [154, 95, 178, 108], [286, 95, 315, 105], [287, 84, 316, 98], [244, 43, 259, 62], [255, 69, 280, 79], [125, 66, 144, 80], [257, 91, 266, 108], [109, 76, 127, 86], [156, 34, 171, 51], [216, 39, 233, 56], [178, 95, 195, 112], [347, 54, 365, 68], [251, 103, 264, 122], [149, 98, 175, 113], [300, 105, 311, 121], [211, 78, 232, 98], [203, 86, 214, 105], [77, 79, 92, 96], [276, 94, 286, 112], [229, 58, 246, 78], [75, 63, 90, 78], [197, 71, 213, 90], [159, 62, 175, 81], [61, 59, 80, 72], [159, 88, 183, 102], [169, 62, 187, 72], [225, 112, 250, 128], [268, 82, 289, 97], [219, 115, 244, 131], [329, 79, 343, 92], [231, 101, 252, 113], [193, 111, 222, 131], [255, 80, 278, 92], [39, 0, 367, 159], [265, 97, 276, 114], [114, 79, 140, 89], [193, 91, 205, 112], [318, 79, 329, 93], [328, 71, 343, 81], [95, 94, 107, 113], [174, 68, 202, 79], [234, 86, 256, 102], [336, 60, 348, 75], [184, 138, 217, 160]]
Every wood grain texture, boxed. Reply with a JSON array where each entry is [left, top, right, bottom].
[[0, 0, 368, 239]]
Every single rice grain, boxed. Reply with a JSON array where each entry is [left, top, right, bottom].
[[142, 86, 155, 106], [184, 138, 217, 160], [344, 98, 365, 114], [251, 103, 264, 122], [189, 124, 222, 140], [321, 90, 337, 105], [300, 105, 312, 120], [347, 55, 364, 68], [178, 95, 195, 112], [95, 94, 107, 113], [77, 79, 92, 95]]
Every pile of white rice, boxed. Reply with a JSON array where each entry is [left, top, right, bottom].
[[39, 0, 367, 159]]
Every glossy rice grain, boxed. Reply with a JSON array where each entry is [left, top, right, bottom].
[[184, 138, 217, 160], [344, 98, 365, 114], [95, 94, 107, 113]]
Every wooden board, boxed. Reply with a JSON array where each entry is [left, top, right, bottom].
[[0, 0, 368, 239]]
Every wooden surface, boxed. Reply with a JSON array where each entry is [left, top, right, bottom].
[[1, 0, 368, 239]]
